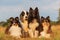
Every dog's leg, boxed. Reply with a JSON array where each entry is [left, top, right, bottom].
[[28, 29, 34, 38], [45, 33, 50, 38], [34, 30, 38, 38]]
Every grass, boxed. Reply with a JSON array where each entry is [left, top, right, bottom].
[[0, 25, 60, 40]]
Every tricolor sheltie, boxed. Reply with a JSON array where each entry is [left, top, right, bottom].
[[28, 7, 43, 38], [20, 10, 29, 38], [5, 17, 22, 38]]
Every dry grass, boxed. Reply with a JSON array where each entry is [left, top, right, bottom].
[[0, 25, 60, 40]]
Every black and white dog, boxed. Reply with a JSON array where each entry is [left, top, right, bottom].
[[20, 10, 29, 38], [5, 17, 22, 38], [39, 16, 52, 38], [28, 7, 43, 38]]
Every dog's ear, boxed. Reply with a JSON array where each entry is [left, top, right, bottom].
[[35, 7, 38, 11], [9, 17, 14, 22], [46, 16, 50, 22], [29, 7, 33, 11], [15, 17, 19, 21], [34, 7, 39, 15], [41, 16, 44, 21], [26, 11, 28, 15], [46, 16, 50, 20], [20, 11, 24, 22], [34, 7, 39, 13], [29, 7, 33, 13]]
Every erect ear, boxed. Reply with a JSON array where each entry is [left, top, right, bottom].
[[46, 16, 50, 20], [34, 7, 39, 13], [35, 7, 38, 11], [34, 7, 39, 15], [29, 7, 33, 13], [29, 7, 33, 11], [41, 16, 44, 21]]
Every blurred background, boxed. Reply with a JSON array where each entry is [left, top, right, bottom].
[[0, 0, 60, 40]]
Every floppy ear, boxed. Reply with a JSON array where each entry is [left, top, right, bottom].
[[20, 11, 24, 22], [15, 17, 19, 21], [9, 17, 14, 22]]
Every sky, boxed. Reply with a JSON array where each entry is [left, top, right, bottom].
[[0, 0, 60, 21]]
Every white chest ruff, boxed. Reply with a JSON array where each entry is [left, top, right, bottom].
[[40, 31, 50, 38], [40, 26, 50, 38], [9, 26, 21, 37], [29, 22, 39, 31], [21, 21, 28, 32], [43, 26, 49, 32]]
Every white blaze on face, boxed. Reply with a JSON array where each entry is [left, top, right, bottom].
[[21, 21, 28, 32], [23, 10, 27, 20]]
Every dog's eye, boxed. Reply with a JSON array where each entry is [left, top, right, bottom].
[[45, 20, 48, 22], [21, 11, 25, 16], [22, 13, 25, 16], [27, 12, 28, 15]]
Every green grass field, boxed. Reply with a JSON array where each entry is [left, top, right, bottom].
[[0, 25, 60, 40]]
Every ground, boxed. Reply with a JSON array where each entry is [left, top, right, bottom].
[[0, 25, 60, 40]]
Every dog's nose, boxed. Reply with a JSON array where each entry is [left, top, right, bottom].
[[13, 23, 15, 25], [25, 16, 27, 18]]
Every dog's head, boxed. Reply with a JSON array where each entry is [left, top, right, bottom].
[[28, 7, 40, 23], [20, 10, 28, 22], [9, 17, 20, 26], [29, 7, 39, 18], [5, 17, 14, 34], [41, 16, 50, 29]]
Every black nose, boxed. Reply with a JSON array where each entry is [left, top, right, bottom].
[[25, 16, 27, 18]]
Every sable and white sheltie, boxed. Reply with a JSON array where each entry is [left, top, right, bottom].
[[39, 16, 52, 38]]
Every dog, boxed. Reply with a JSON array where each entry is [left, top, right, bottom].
[[28, 7, 43, 38], [20, 10, 29, 38], [39, 16, 52, 38], [5, 17, 22, 38]]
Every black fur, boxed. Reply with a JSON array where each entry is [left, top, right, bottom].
[[28, 7, 43, 36]]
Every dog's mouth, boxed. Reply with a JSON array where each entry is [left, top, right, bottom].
[[12, 23, 18, 26], [25, 18, 28, 20]]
